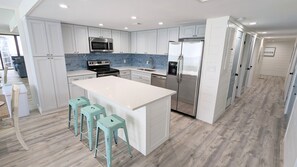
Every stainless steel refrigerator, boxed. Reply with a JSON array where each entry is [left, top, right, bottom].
[[166, 40, 204, 117]]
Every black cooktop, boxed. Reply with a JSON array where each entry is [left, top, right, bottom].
[[87, 60, 119, 75]]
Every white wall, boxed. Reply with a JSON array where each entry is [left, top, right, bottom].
[[196, 16, 230, 124], [260, 39, 295, 77], [284, 96, 297, 167]]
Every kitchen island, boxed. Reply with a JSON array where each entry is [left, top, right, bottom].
[[73, 76, 175, 155]]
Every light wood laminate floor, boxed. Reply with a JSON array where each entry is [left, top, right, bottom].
[[0, 76, 285, 167]]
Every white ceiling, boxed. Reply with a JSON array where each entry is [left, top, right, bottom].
[[0, 8, 15, 33], [0, 0, 22, 9], [27, 0, 297, 37]]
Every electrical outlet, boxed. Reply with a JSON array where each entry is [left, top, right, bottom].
[[123, 59, 126, 63]]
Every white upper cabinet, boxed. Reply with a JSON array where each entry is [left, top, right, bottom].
[[112, 30, 121, 53], [120, 31, 130, 53], [27, 19, 64, 57], [137, 30, 157, 54], [179, 25, 206, 38], [112, 30, 130, 53], [131, 32, 137, 53], [88, 27, 112, 38], [61, 24, 89, 54], [157, 29, 169, 55], [168, 27, 179, 42], [101, 29, 112, 38], [74, 25, 89, 54]]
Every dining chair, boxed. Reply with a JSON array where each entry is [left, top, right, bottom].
[[10, 84, 29, 150]]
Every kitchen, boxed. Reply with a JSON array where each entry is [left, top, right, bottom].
[[0, 0, 297, 167]]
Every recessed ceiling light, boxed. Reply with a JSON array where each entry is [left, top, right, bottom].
[[158, 22, 164, 25], [200, 0, 208, 2], [124, 27, 128, 30], [260, 32, 267, 34], [249, 22, 257, 25], [237, 17, 246, 21], [59, 4, 68, 9], [131, 16, 137, 20], [99, 23, 103, 26]]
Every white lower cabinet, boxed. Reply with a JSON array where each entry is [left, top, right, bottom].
[[68, 74, 96, 99], [120, 70, 131, 80], [33, 57, 69, 113], [131, 70, 151, 84]]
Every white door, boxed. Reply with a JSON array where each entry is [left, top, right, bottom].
[[27, 19, 49, 56], [120, 31, 130, 53], [101, 29, 112, 38], [51, 57, 69, 108], [146, 30, 157, 54], [61, 24, 76, 54], [130, 32, 137, 53], [284, 41, 297, 101], [179, 25, 196, 38], [45, 22, 64, 56], [34, 57, 57, 112], [112, 30, 121, 53], [157, 29, 168, 55], [74, 25, 89, 54]]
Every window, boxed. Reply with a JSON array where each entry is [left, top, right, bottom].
[[0, 34, 22, 70]]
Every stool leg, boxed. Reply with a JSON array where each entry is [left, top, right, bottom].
[[87, 120, 93, 151], [68, 105, 72, 129], [123, 125, 132, 158], [94, 127, 100, 158], [74, 108, 78, 136], [113, 130, 118, 145], [105, 132, 112, 167], [80, 114, 84, 141]]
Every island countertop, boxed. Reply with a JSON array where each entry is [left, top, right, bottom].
[[73, 76, 176, 110]]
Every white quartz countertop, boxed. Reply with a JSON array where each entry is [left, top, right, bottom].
[[73, 76, 176, 110], [67, 70, 97, 77], [114, 66, 167, 76]]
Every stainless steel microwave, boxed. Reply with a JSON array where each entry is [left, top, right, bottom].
[[89, 37, 113, 52]]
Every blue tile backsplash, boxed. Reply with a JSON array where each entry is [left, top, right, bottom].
[[65, 53, 168, 71]]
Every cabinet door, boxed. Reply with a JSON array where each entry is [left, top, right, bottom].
[[146, 30, 157, 54], [27, 19, 49, 56], [168, 27, 179, 42], [120, 31, 130, 53], [131, 32, 137, 53], [34, 57, 57, 112], [61, 24, 76, 54], [136, 31, 146, 54], [45, 22, 64, 56], [68, 76, 85, 99], [179, 25, 196, 38], [112, 30, 121, 53], [74, 25, 89, 54], [101, 29, 112, 38], [51, 57, 69, 108], [88, 27, 101, 37], [157, 29, 168, 55], [195, 25, 206, 37]]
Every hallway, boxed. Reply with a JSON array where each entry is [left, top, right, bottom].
[[0, 76, 286, 167]]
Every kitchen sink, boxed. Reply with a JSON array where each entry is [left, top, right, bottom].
[[137, 68, 156, 72]]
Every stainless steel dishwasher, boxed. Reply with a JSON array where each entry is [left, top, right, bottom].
[[151, 74, 166, 88]]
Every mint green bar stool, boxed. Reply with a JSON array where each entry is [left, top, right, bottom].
[[94, 114, 132, 167], [80, 104, 106, 151], [68, 97, 90, 136]]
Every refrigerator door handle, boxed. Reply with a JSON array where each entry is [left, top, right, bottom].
[[179, 55, 184, 82], [177, 55, 182, 83]]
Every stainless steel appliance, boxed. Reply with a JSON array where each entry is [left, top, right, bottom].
[[151, 74, 166, 88], [87, 60, 119, 77], [166, 39, 204, 117], [89, 37, 113, 53]]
